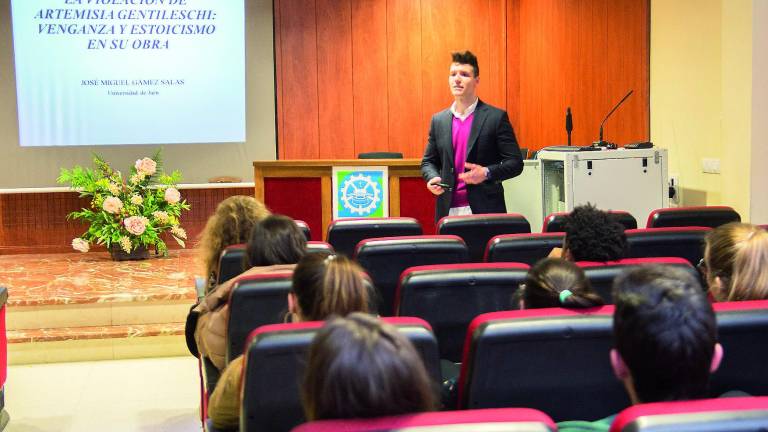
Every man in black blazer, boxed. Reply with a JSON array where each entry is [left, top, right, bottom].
[[421, 51, 523, 222]]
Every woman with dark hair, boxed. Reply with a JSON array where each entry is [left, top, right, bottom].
[[703, 222, 768, 301], [550, 204, 627, 262], [302, 313, 436, 421], [194, 214, 307, 372], [207, 252, 372, 430], [519, 258, 604, 309]]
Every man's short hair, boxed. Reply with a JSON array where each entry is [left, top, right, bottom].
[[564, 204, 627, 261], [451, 51, 479, 77], [613, 265, 717, 403]]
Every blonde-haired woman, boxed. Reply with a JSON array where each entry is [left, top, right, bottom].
[[704, 223, 768, 301], [197, 196, 270, 293]]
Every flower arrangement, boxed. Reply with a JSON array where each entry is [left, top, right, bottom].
[[58, 150, 191, 257]]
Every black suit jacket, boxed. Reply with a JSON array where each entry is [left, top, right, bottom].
[[421, 100, 523, 221]]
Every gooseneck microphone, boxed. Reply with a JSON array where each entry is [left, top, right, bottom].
[[593, 90, 633, 148], [565, 107, 573, 146]]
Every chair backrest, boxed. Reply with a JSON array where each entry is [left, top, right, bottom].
[[226, 272, 293, 363], [358, 151, 404, 159], [577, 257, 697, 303], [625, 227, 710, 265], [327, 217, 423, 258], [611, 397, 768, 432], [291, 408, 556, 432], [459, 307, 625, 421], [543, 210, 638, 233], [711, 300, 768, 398], [646, 206, 741, 229], [485, 233, 564, 265], [355, 235, 470, 316], [437, 214, 531, 262], [241, 317, 441, 432], [295, 220, 311, 241], [306, 241, 335, 254], [396, 263, 529, 362], [217, 244, 247, 285]]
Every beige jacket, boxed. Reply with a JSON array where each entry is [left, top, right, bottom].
[[193, 264, 295, 370]]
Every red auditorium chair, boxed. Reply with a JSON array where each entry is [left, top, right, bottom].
[[326, 217, 422, 258], [577, 257, 698, 303], [226, 272, 293, 364], [355, 235, 469, 316], [239, 317, 441, 432], [295, 220, 311, 241], [543, 210, 638, 233], [625, 227, 710, 265], [291, 408, 557, 432], [458, 307, 625, 421], [611, 397, 768, 432], [437, 213, 531, 262], [645, 205, 740, 228], [0, 288, 7, 429], [396, 263, 529, 363], [711, 300, 768, 398], [217, 241, 334, 285], [484, 232, 565, 265]]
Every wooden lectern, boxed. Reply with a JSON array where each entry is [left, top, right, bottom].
[[253, 160, 433, 240]]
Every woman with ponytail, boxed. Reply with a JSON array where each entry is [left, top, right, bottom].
[[519, 258, 604, 309], [208, 252, 371, 429], [703, 223, 768, 301]]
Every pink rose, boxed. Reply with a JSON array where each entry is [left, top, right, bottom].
[[124, 216, 149, 236], [72, 238, 90, 253], [134, 157, 157, 176], [103, 196, 123, 214], [164, 187, 181, 204]]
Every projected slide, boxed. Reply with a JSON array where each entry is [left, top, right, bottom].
[[11, 0, 245, 147]]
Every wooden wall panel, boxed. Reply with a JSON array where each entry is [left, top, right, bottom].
[[275, 0, 649, 157], [277, 0, 320, 159], [317, 0, 355, 159], [351, 0, 389, 155]]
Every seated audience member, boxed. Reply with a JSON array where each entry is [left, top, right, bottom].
[[703, 222, 768, 301], [207, 253, 371, 430], [558, 265, 723, 431], [550, 204, 627, 262], [194, 214, 307, 372], [518, 258, 604, 309], [302, 313, 437, 421], [197, 195, 270, 293]]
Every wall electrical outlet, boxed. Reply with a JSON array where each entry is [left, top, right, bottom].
[[668, 174, 680, 206], [702, 158, 721, 174]]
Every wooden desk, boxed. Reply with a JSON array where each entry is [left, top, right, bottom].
[[253, 160, 429, 240]]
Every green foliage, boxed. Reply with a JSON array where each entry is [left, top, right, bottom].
[[58, 150, 191, 256]]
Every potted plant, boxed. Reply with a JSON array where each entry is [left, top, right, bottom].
[[58, 150, 191, 260]]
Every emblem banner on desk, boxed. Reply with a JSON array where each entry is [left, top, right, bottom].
[[332, 167, 389, 219]]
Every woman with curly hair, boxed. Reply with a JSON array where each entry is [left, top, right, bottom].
[[703, 222, 768, 301], [550, 203, 627, 262], [197, 195, 270, 293]]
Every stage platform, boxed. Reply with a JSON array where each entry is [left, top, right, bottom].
[[0, 250, 199, 364]]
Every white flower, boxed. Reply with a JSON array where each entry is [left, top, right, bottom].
[[170, 226, 187, 240], [134, 157, 157, 176], [130, 195, 143, 205], [103, 197, 123, 214], [152, 211, 169, 224], [119, 236, 132, 253], [108, 183, 121, 195], [164, 187, 181, 204], [130, 174, 142, 184], [71, 238, 90, 253]]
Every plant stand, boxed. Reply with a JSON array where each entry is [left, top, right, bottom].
[[109, 245, 151, 261]]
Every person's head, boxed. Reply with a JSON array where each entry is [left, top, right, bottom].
[[290, 253, 370, 322], [245, 214, 306, 267], [198, 196, 270, 282], [449, 50, 479, 101], [563, 204, 627, 262], [704, 223, 768, 301], [520, 258, 604, 309], [302, 313, 436, 421], [611, 265, 722, 405]]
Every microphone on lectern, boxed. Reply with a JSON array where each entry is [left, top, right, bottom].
[[593, 90, 633, 149]]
